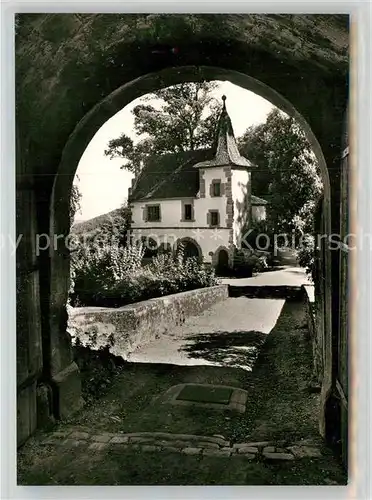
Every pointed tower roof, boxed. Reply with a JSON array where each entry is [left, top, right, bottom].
[[193, 95, 255, 169]]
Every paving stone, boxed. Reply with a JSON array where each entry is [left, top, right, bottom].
[[129, 436, 156, 444], [263, 452, 295, 461], [243, 441, 271, 448], [203, 448, 232, 457], [263, 446, 275, 453], [110, 436, 129, 444], [91, 434, 112, 443], [154, 439, 185, 448], [162, 445, 182, 453], [164, 439, 193, 448], [241, 453, 256, 460], [160, 433, 229, 447], [141, 445, 160, 452], [198, 442, 220, 449], [288, 445, 322, 458], [233, 443, 258, 450], [230, 403, 246, 413], [229, 390, 248, 406], [88, 442, 107, 451], [121, 432, 229, 447], [69, 431, 91, 440], [237, 447, 258, 454], [182, 447, 202, 456]]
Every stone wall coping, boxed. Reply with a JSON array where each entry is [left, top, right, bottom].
[[302, 284, 315, 304], [70, 284, 228, 315]]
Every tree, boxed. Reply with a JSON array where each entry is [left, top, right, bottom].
[[104, 81, 222, 176], [238, 109, 323, 237], [70, 175, 82, 225]]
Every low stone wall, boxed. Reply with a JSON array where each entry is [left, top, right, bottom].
[[228, 285, 303, 300], [68, 285, 228, 359]]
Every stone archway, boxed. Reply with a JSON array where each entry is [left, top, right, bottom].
[[15, 14, 349, 445], [175, 237, 203, 262], [49, 65, 336, 442]]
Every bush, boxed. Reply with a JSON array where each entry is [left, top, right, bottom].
[[70, 243, 145, 307], [232, 248, 270, 277], [70, 242, 218, 308], [73, 340, 126, 404], [297, 234, 315, 282]]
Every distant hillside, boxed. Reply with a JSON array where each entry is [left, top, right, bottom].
[[71, 207, 130, 238]]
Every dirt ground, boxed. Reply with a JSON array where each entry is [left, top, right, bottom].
[[18, 299, 347, 485]]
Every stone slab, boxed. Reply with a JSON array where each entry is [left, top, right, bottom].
[[203, 448, 232, 457], [237, 446, 258, 454], [163, 383, 247, 414], [263, 452, 295, 461], [182, 447, 202, 455], [176, 385, 233, 404]]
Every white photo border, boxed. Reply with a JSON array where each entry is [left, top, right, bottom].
[[1, 2, 370, 499]]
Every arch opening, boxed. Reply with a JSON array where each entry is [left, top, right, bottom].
[[49, 64, 336, 448], [175, 237, 203, 263], [52, 64, 332, 313]]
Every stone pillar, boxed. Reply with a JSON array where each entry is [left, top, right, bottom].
[[48, 175, 84, 420], [16, 179, 43, 446], [317, 110, 347, 451]]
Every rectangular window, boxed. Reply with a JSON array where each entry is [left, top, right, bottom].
[[147, 205, 160, 222], [213, 181, 221, 197], [184, 204, 192, 221], [210, 211, 219, 227]]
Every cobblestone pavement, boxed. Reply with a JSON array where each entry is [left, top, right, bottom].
[[42, 429, 322, 461]]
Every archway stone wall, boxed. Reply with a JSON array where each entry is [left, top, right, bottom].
[[15, 14, 349, 446]]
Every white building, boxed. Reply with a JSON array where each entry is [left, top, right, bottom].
[[128, 95, 267, 271]]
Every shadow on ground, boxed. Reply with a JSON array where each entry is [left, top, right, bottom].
[[182, 330, 267, 369]]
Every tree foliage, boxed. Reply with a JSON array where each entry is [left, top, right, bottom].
[[104, 81, 222, 175], [69, 175, 82, 225], [238, 109, 323, 236]]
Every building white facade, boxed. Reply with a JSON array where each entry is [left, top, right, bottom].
[[129, 96, 266, 269]]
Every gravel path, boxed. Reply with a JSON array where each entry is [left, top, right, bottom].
[[220, 266, 311, 287], [128, 297, 285, 370]]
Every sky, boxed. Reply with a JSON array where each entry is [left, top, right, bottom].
[[74, 81, 274, 222]]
